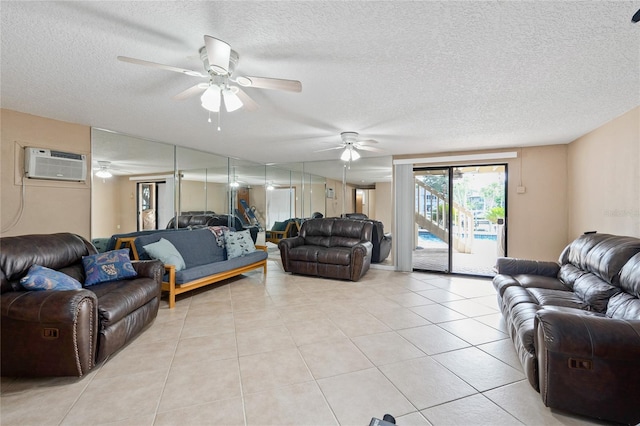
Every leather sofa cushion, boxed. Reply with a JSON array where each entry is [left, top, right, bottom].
[[527, 288, 589, 310], [502, 286, 539, 313], [572, 273, 621, 313], [510, 302, 540, 355], [289, 246, 321, 262], [1, 233, 95, 285], [288, 246, 351, 266], [317, 247, 351, 266], [564, 233, 640, 285], [557, 263, 588, 290], [89, 277, 160, 327], [619, 252, 640, 298], [329, 220, 369, 247], [512, 275, 569, 291], [606, 292, 640, 320], [174, 251, 267, 284]]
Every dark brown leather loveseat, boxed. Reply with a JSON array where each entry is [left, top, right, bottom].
[[493, 233, 640, 424], [0, 233, 163, 377], [278, 218, 373, 281]]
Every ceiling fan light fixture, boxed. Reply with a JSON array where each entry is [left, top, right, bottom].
[[95, 168, 112, 178], [222, 87, 243, 112], [351, 148, 361, 161], [201, 86, 221, 112], [340, 148, 352, 162]]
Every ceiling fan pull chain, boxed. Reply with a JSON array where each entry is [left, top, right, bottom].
[[217, 111, 221, 131], [208, 111, 212, 123]]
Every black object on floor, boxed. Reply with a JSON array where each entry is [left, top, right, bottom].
[[369, 414, 396, 426]]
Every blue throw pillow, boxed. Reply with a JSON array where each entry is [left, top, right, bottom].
[[82, 249, 137, 286], [224, 229, 256, 259], [143, 238, 186, 271], [20, 265, 82, 291]]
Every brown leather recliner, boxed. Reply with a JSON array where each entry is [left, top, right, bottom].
[[278, 218, 373, 281], [493, 233, 640, 424], [0, 233, 163, 377]]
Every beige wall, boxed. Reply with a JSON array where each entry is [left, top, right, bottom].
[[1, 109, 91, 238], [374, 181, 393, 229], [92, 175, 121, 237], [567, 107, 640, 239], [180, 180, 208, 211], [507, 145, 568, 259], [325, 178, 357, 217]]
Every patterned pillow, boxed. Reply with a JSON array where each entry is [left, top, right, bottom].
[[143, 238, 186, 271], [224, 229, 256, 259], [19, 265, 82, 291], [82, 249, 137, 286]]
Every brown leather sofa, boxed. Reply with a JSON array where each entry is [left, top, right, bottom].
[[278, 218, 373, 281], [0, 233, 163, 377], [493, 233, 640, 424]]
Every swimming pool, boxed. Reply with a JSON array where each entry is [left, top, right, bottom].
[[418, 230, 497, 242]]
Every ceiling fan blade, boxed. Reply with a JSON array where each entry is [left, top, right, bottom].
[[314, 146, 344, 152], [204, 36, 231, 75], [237, 76, 302, 92], [117, 56, 206, 77], [358, 139, 379, 145], [234, 87, 259, 112], [356, 145, 384, 153], [172, 83, 208, 100]]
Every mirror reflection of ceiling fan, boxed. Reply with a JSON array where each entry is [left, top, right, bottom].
[[118, 35, 302, 120], [316, 132, 384, 162]]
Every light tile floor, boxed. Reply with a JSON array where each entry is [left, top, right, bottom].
[[1, 260, 614, 425]]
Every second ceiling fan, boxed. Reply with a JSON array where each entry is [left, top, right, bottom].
[[316, 132, 384, 162], [118, 35, 302, 114]]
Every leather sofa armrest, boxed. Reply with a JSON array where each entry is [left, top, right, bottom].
[[495, 257, 560, 277], [132, 259, 164, 283], [535, 310, 640, 424], [350, 241, 373, 281], [1, 290, 98, 376], [278, 237, 305, 273], [278, 236, 305, 250], [2, 289, 97, 322], [355, 240, 374, 257]]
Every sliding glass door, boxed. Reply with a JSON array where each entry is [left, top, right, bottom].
[[413, 165, 507, 276], [414, 168, 450, 272]]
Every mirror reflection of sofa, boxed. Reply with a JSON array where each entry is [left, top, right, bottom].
[[343, 213, 392, 263], [166, 212, 259, 243]]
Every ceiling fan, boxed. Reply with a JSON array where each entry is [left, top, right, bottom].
[[117, 35, 302, 116], [94, 161, 113, 178], [316, 132, 384, 162]]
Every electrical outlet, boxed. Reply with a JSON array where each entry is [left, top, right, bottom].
[[516, 186, 526, 194]]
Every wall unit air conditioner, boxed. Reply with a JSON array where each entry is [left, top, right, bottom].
[[24, 147, 87, 182]]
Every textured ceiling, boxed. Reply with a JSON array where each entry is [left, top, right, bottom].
[[2, 1, 639, 168]]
